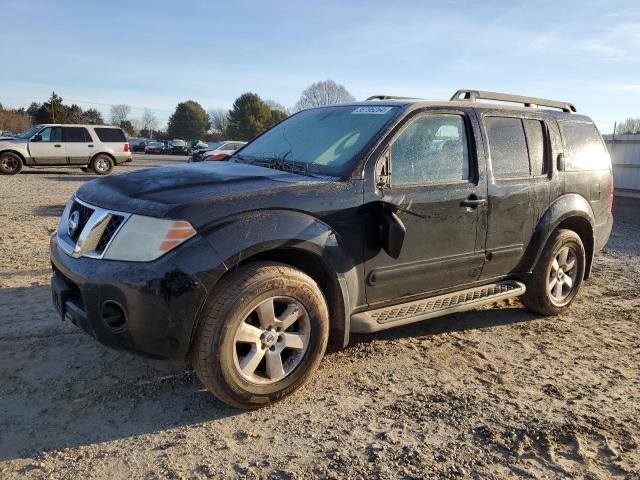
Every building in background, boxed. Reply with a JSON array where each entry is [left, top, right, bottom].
[[604, 134, 640, 198]]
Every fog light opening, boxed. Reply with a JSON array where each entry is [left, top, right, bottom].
[[101, 301, 126, 332]]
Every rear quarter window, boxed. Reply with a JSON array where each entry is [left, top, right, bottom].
[[559, 121, 610, 171], [94, 128, 127, 143]]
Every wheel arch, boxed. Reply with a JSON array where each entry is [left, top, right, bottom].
[[193, 209, 361, 351], [91, 151, 116, 164], [0, 149, 26, 163], [518, 193, 595, 279]]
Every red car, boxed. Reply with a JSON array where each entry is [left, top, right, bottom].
[[144, 141, 166, 154]]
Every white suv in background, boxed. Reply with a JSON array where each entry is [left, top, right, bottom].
[[0, 124, 132, 175], [189, 141, 247, 162]]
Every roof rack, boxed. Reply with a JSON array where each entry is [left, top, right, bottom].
[[366, 95, 421, 101], [450, 89, 576, 113]]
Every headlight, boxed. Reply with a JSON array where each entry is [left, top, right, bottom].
[[103, 215, 196, 262]]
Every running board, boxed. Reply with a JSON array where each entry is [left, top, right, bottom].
[[350, 281, 526, 333]]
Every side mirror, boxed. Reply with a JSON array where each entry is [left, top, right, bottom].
[[32, 134, 42, 142], [557, 152, 566, 171], [381, 209, 406, 259]]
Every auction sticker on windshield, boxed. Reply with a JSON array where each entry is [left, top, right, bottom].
[[352, 106, 394, 114]]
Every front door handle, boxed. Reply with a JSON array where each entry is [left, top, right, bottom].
[[460, 196, 486, 208], [88, 144, 94, 147], [54, 144, 62, 148]]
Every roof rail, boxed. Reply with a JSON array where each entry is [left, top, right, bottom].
[[366, 95, 421, 101], [450, 89, 576, 113]]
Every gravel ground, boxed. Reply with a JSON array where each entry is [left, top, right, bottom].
[[0, 157, 638, 479]]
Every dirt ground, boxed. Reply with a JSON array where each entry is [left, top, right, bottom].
[[0, 157, 638, 479]]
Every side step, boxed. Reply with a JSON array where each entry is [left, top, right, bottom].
[[350, 281, 526, 333]]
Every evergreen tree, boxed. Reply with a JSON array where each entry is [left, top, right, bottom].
[[167, 101, 209, 139], [226, 93, 273, 141]]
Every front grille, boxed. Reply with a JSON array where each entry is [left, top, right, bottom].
[[95, 215, 125, 253], [69, 202, 94, 241]]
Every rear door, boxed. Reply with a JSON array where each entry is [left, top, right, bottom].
[[63, 127, 94, 164], [478, 110, 553, 279], [365, 108, 488, 304], [28, 126, 66, 165]]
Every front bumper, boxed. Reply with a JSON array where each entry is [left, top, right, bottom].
[[50, 234, 226, 359]]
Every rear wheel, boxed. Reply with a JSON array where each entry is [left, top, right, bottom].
[[192, 262, 329, 409], [90, 155, 114, 175], [0, 152, 23, 175], [521, 229, 585, 315]]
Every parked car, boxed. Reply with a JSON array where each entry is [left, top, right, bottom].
[[50, 90, 613, 408], [169, 139, 188, 155], [190, 141, 247, 162], [129, 139, 147, 153], [144, 141, 166, 154], [0, 124, 131, 175], [0, 131, 16, 139]]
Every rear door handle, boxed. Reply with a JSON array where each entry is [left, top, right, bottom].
[[460, 197, 486, 208], [88, 144, 94, 147], [54, 144, 62, 148]]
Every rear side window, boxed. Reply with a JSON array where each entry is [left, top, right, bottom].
[[559, 122, 609, 170], [62, 127, 92, 142], [391, 113, 470, 185], [523, 119, 546, 175], [94, 128, 126, 143], [485, 117, 530, 177], [486, 116, 549, 178]]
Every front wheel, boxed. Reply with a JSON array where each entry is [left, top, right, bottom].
[[90, 155, 114, 175], [521, 229, 586, 316], [0, 152, 23, 175], [192, 262, 329, 409]]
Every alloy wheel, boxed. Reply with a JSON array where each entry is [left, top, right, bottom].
[[233, 296, 310, 384], [548, 246, 578, 303]]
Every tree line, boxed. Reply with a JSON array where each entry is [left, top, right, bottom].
[[615, 118, 640, 135], [0, 79, 355, 140]]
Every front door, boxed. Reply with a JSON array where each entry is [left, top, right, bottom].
[[63, 126, 94, 164], [365, 109, 488, 305], [28, 126, 66, 165]]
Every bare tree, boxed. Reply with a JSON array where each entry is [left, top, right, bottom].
[[208, 108, 230, 134], [293, 79, 356, 112], [616, 118, 640, 135], [110, 104, 131, 126], [264, 99, 288, 114], [141, 109, 159, 135]]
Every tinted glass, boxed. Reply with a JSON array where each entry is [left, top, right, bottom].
[[523, 119, 546, 175], [62, 127, 91, 142], [486, 116, 529, 177], [560, 122, 610, 170], [94, 128, 126, 143], [235, 105, 400, 177], [39, 127, 62, 142], [391, 114, 470, 185]]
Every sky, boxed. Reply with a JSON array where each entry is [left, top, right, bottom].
[[1, 0, 639, 133]]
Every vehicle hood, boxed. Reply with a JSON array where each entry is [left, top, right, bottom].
[[75, 162, 330, 221], [0, 137, 26, 145]]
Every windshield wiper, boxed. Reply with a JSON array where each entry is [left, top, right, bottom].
[[252, 156, 310, 176]]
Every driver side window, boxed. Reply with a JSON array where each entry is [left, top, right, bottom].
[[391, 114, 470, 185], [38, 127, 62, 142]]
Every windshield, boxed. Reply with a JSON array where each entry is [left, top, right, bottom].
[[17, 125, 42, 139], [148, 142, 163, 147], [233, 105, 400, 177]]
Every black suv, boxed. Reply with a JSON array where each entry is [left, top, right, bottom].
[[50, 90, 613, 408]]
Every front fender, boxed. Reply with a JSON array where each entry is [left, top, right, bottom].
[[201, 209, 360, 346], [517, 193, 595, 275]]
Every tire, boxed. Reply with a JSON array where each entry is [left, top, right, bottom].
[[0, 152, 23, 175], [192, 261, 329, 409], [90, 155, 114, 175], [521, 229, 586, 316]]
